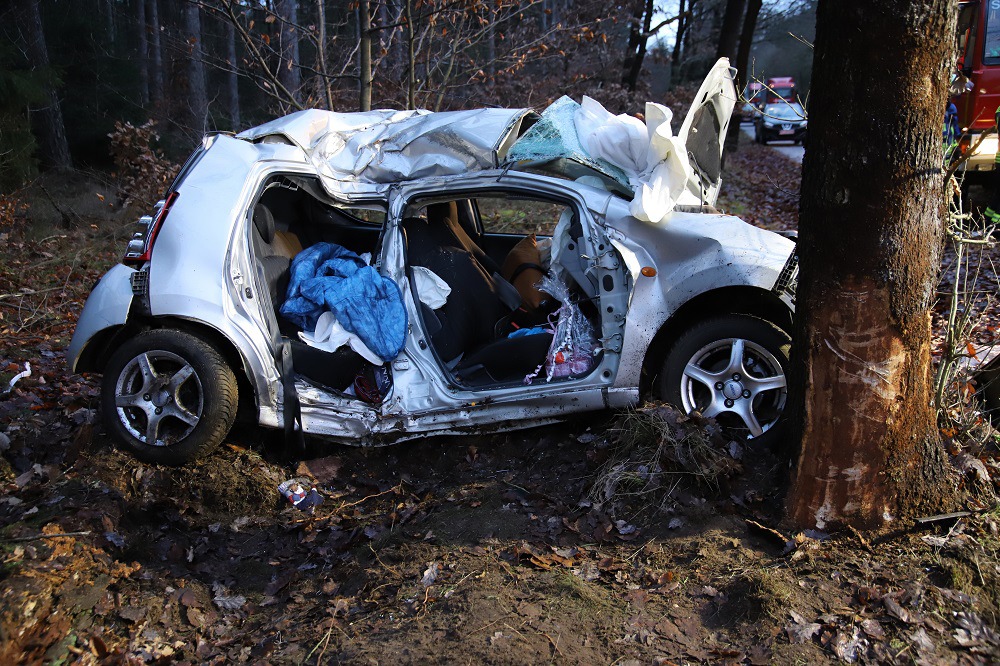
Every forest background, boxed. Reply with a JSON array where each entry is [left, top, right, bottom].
[[0, 0, 816, 194]]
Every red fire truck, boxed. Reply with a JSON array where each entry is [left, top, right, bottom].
[[953, 1, 1000, 183], [764, 77, 797, 104]]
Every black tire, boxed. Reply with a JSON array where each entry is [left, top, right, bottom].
[[657, 315, 791, 445], [101, 329, 239, 465]]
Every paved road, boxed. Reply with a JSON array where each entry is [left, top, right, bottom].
[[740, 123, 804, 164]]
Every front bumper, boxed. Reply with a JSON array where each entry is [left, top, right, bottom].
[[760, 124, 806, 143]]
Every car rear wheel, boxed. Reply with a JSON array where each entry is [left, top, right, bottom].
[[101, 330, 238, 465], [658, 315, 790, 444]]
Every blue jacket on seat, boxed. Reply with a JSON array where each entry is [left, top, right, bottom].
[[280, 242, 407, 362]]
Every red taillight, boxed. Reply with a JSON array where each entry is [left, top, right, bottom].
[[123, 191, 178, 266]]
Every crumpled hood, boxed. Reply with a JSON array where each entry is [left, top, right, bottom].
[[238, 107, 534, 194]]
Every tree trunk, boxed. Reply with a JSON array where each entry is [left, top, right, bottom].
[[671, 0, 687, 80], [359, 0, 372, 111], [622, 0, 653, 92], [225, 17, 240, 128], [486, 5, 496, 77], [786, 0, 957, 530], [103, 0, 114, 41], [184, 0, 208, 134], [734, 0, 761, 96], [276, 0, 301, 100], [672, 0, 686, 65], [405, 0, 414, 109], [18, 0, 71, 170], [724, 0, 761, 153], [715, 0, 745, 61], [316, 0, 333, 110], [136, 0, 150, 106], [148, 0, 163, 104]]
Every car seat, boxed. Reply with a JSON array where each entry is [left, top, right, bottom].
[[252, 202, 366, 391], [403, 219, 511, 361], [250, 203, 292, 310]]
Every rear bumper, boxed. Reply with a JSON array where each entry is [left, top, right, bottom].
[[66, 264, 135, 373], [957, 133, 998, 174]]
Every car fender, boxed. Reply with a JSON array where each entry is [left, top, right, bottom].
[[67, 264, 135, 373], [609, 221, 793, 389]]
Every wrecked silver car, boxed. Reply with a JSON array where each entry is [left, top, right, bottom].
[[68, 59, 798, 465]]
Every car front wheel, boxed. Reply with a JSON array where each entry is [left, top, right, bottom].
[[658, 315, 790, 444], [101, 330, 239, 465]]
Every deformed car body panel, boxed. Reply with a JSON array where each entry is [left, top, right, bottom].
[[66, 264, 135, 373], [69, 58, 797, 455], [600, 195, 795, 388], [236, 107, 535, 198]]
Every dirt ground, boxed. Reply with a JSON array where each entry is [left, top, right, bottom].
[[2, 142, 1000, 664]]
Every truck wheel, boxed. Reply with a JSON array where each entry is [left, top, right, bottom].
[[101, 329, 238, 465], [658, 315, 790, 445]]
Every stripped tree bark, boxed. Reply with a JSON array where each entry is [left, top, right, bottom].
[[786, 0, 957, 529]]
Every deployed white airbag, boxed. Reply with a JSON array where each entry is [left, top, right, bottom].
[[574, 97, 692, 224]]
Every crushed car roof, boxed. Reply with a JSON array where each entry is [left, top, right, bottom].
[[236, 58, 736, 223], [237, 107, 535, 184]]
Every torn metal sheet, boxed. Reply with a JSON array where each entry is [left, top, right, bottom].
[[238, 107, 534, 194]]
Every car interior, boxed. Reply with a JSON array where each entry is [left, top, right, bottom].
[[249, 174, 605, 402]]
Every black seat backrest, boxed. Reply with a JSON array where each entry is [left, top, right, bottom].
[[251, 203, 292, 313], [402, 215, 509, 361], [425, 201, 501, 275]]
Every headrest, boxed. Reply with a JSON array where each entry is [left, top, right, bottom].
[[427, 201, 459, 227], [253, 204, 276, 244], [427, 200, 474, 247]]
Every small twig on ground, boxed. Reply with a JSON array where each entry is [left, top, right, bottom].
[[543, 631, 564, 658], [746, 519, 791, 548], [846, 525, 875, 554], [2, 531, 92, 542], [334, 483, 403, 512], [465, 612, 516, 636], [304, 623, 334, 665], [368, 543, 402, 575]]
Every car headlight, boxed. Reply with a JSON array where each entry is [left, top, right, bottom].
[[763, 121, 775, 128], [801, 120, 807, 127]]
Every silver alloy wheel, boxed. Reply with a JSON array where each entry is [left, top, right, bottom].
[[114, 350, 204, 446], [678, 336, 787, 439]]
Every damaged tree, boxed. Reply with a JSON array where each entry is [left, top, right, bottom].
[[786, 0, 957, 529]]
